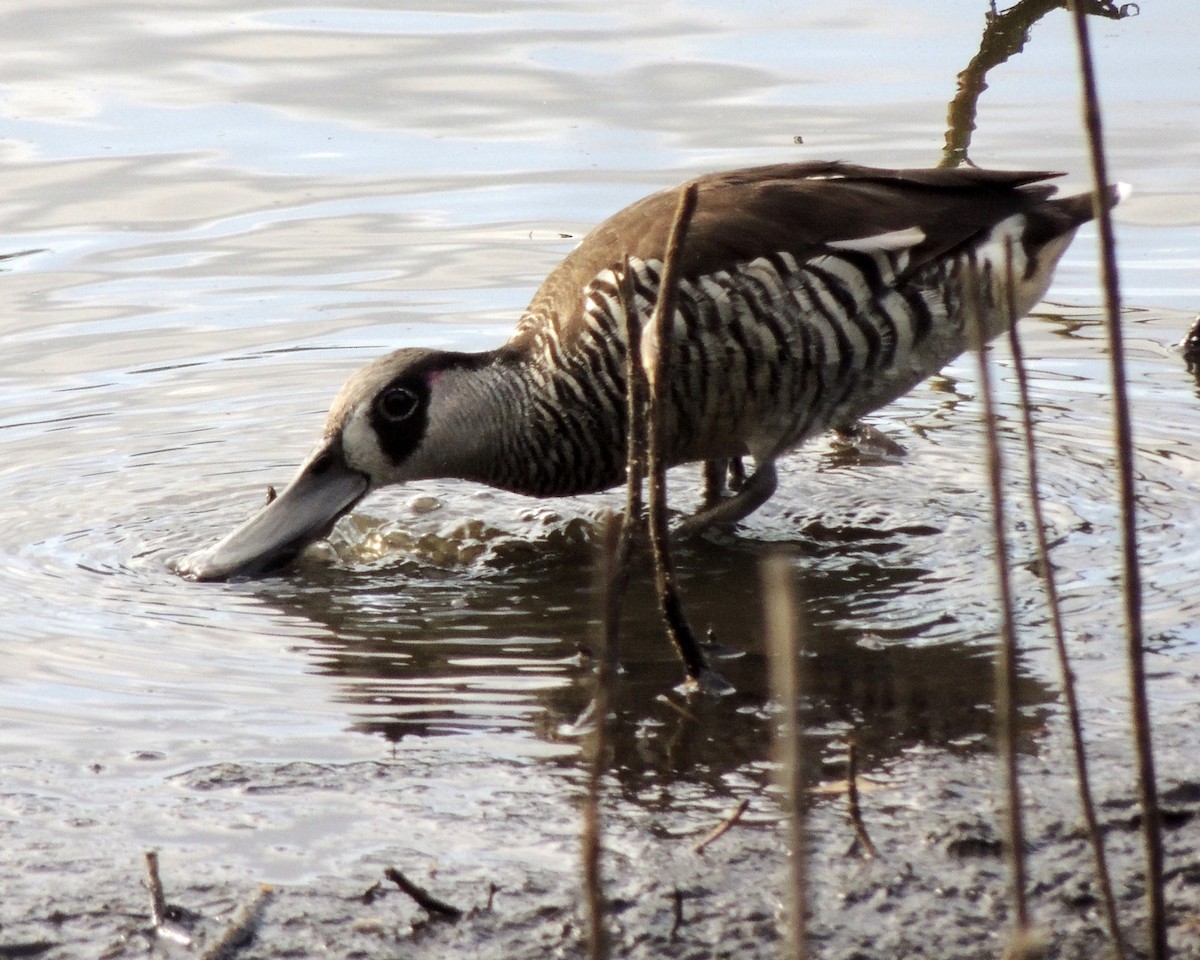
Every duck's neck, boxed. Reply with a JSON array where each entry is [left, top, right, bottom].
[[419, 345, 628, 498]]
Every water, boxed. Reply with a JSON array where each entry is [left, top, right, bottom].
[[2, 0, 1198, 917]]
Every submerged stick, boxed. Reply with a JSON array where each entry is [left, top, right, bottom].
[[582, 515, 620, 960], [143, 850, 191, 947], [383, 867, 463, 920], [643, 183, 720, 688], [1067, 6, 1165, 958], [693, 798, 750, 855], [669, 887, 685, 939], [964, 259, 1030, 935], [144, 851, 167, 928], [762, 554, 807, 960], [845, 740, 878, 860], [1004, 242, 1124, 955], [198, 885, 273, 960]]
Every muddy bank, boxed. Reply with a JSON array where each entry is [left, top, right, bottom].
[[4, 710, 1198, 960]]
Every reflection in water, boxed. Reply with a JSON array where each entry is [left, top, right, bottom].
[[253, 515, 1055, 802], [941, 0, 1138, 168]]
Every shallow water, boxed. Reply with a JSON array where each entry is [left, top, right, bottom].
[[2, 0, 1199, 934]]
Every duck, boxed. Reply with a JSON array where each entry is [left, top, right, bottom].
[[178, 160, 1113, 582]]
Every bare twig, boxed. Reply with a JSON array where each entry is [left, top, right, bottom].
[[964, 258, 1030, 935], [1067, 6, 1164, 958], [693, 798, 751, 855], [762, 554, 807, 960], [1005, 244, 1124, 955], [642, 184, 724, 690], [384, 866, 463, 920], [845, 741, 879, 859], [198, 885, 273, 960], [656, 693, 699, 723]]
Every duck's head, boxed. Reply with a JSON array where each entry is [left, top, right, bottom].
[[176, 347, 487, 581]]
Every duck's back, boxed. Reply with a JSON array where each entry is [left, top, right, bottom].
[[501, 162, 1099, 485]]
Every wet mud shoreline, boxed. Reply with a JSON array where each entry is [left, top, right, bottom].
[[5, 710, 1198, 960]]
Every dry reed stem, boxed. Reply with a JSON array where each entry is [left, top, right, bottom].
[[762, 554, 807, 960], [619, 258, 646, 503], [608, 255, 646, 655], [1067, 5, 1166, 957], [1004, 242, 1124, 956], [964, 259, 1030, 934], [643, 183, 718, 687]]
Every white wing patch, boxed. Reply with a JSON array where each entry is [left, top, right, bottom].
[[826, 226, 926, 253]]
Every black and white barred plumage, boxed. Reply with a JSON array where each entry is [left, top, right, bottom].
[[180, 161, 1114, 581]]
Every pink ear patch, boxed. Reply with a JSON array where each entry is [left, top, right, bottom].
[[426, 369, 443, 387]]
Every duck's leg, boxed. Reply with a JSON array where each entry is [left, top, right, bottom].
[[726, 457, 746, 492], [676, 460, 777, 536], [700, 460, 726, 508], [700, 457, 748, 508]]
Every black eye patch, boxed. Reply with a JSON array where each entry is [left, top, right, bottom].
[[376, 385, 420, 422], [369, 375, 431, 465]]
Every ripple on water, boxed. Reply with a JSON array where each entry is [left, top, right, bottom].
[[6, 310, 1198, 784], [0, 7, 1198, 945]]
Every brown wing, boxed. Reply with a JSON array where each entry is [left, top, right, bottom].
[[521, 161, 1066, 335]]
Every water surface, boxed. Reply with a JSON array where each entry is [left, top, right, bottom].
[[2, 0, 1198, 931]]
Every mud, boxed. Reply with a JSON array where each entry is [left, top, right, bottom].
[[4, 691, 1198, 959]]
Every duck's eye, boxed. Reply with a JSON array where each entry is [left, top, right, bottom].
[[377, 386, 420, 423]]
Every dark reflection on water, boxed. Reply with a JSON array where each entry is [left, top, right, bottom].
[[941, 0, 1139, 168], [252, 516, 1055, 802]]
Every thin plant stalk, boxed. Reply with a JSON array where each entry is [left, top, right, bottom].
[[964, 260, 1030, 934], [643, 183, 716, 686], [620, 255, 647, 533], [582, 261, 646, 960], [762, 554, 807, 960], [603, 257, 647, 669], [1004, 241, 1124, 956], [1066, 6, 1166, 958]]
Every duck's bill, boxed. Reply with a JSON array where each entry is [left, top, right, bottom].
[[176, 437, 369, 582]]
